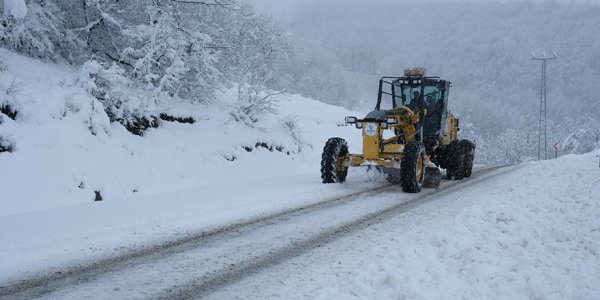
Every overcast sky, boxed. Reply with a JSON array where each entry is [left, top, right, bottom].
[[250, 0, 315, 19], [251, 0, 600, 19]]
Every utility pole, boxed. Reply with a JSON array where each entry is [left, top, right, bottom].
[[532, 51, 557, 160]]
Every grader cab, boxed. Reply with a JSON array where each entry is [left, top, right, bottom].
[[321, 68, 475, 193]]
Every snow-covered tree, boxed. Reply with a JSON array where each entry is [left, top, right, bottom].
[[122, 2, 200, 99], [0, 0, 82, 62], [562, 128, 600, 155], [65, 0, 293, 132], [489, 127, 536, 164], [221, 2, 291, 122]]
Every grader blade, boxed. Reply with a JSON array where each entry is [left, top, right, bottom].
[[423, 167, 442, 188]]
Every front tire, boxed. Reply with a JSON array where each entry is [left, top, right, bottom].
[[321, 138, 349, 184], [401, 141, 426, 193]]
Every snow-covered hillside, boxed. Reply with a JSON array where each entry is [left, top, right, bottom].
[[0, 48, 364, 216]]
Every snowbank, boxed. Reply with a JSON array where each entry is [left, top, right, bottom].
[[3, 0, 27, 20], [211, 152, 600, 299], [0, 48, 363, 216], [0, 48, 381, 282], [340, 152, 600, 299]]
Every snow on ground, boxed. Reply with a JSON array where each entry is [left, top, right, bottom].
[[208, 151, 600, 300], [2, 0, 28, 20], [0, 49, 377, 282], [2, 49, 599, 298], [0, 47, 365, 216]]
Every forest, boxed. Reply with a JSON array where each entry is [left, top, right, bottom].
[[271, 0, 600, 163], [1, 0, 599, 164]]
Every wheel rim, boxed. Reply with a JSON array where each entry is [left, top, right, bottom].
[[416, 154, 423, 182], [336, 155, 347, 176]]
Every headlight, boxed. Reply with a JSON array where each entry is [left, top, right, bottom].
[[356, 122, 364, 129], [387, 117, 397, 125], [381, 122, 389, 129], [345, 116, 357, 124]]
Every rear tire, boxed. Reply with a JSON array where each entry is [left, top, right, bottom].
[[461, 153, 474, 178], [445, 139, 476, 180], [401, 141, 426, 193], [321, 138, 349, 184], [446, 169, 456, 180], [457, 140, 475, 179]]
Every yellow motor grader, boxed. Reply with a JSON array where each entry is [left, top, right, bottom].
[[321, 68, 475, 193]]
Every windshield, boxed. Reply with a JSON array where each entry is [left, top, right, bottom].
[[399, 84, 420, 107], [377, 79, 443, 112], [377, 81, 415, 110], [378, 81, 396, 110]]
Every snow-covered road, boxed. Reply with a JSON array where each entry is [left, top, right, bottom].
[[1, 166, 512, 299], [208, 154, 600, 300], [2, 152, 599, 300]]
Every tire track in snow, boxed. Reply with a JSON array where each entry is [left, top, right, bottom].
[[156, 165, 518, 300], [0, 181, 395, 299], [0, 165, 515, 300]]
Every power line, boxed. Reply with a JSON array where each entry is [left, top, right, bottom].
[[532, 51, 557, 161]]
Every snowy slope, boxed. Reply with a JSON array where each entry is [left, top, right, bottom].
[[0, 48, 365, 216], [0, 49, 377, 282], [207, 151, 600, 300]]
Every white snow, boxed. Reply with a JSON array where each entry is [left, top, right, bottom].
[[0, 48, 371, 281], [0, 48, 363, 216], [2, 0, 27, 20], [1, 49, 599, 299], [207, 152, 600, 299]]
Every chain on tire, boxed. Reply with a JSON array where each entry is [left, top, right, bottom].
[[321, 138, 349, 184]]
